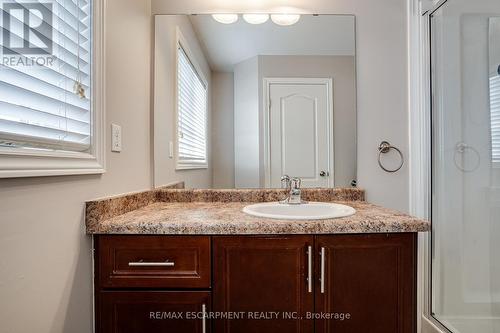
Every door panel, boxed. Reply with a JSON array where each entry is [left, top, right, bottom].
[[269, 81, 332, 188], [315, 234, 416, 333], [281, 94, 317, 178], [213, 236, 314, 333]]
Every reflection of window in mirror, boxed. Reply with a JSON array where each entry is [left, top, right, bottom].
[[490, 69, 500, 164], [490, 18, 500, 165], [176, 30, 208, 170]]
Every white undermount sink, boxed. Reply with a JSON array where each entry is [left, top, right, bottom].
[[242, 202, 356, 220]]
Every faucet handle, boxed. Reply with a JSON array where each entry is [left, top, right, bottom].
[[281, 175, 291, 188], [291, 177, 301, 189]]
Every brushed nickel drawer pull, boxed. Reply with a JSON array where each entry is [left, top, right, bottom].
[[307, 246, 312, 293], [128, 260, 175, 267], [202, 303, 207, 333]]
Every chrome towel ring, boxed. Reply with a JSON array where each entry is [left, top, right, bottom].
[[453, 142, 480, 173], [378, 141, 404, 173]]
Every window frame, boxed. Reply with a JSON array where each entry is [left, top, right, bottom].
[[174, 27, 209, 170], [0, 0, 105, 178]]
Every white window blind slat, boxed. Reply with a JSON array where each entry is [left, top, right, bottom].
[[178, 146, 206, 157], [1, 63, 90, 95], [490, 75, 500, 163], [0, 118, 90, 139], [177, 44, 207, 166], [177, 103, 206, 131], [179, 140, 206, 154], [0, 126, 90, 151], [0, 49, 91, 85], [33, 1, 90, 32], [1, 7, 90, 60], [0, 0, 92, 152], [0, 80, 90, 117], [0, 69, 90, 110], [0, 3, 90, 45], [0, 119, 90, 149], [0, 102, 90, 132]]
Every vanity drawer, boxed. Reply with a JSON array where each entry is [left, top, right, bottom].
[[95, 235, 211, 288], [97, 291, 211, 333]]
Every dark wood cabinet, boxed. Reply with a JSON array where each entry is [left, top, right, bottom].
[[213, 236, 314, 333], [98, 291, 210, 333], [315, 234, 416, 333], [94, 234, 416, 333], [94, 235, 212, 333]]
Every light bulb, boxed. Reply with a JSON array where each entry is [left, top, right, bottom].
[[242, 14, 269, 25], [270, 14, 300, 26], [212, 14, 238, 24]]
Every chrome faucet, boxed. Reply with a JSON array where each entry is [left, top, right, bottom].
[[280, 175, 304, 205]]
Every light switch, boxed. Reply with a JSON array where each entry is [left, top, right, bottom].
[[111, 124, 122, 152], [169, 141, 174, 158]]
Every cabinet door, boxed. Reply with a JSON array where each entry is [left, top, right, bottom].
[[315, 234, 416, 333], [97, 291, 210, 333], [213, 236, 314, 333]]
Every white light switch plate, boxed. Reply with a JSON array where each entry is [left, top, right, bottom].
[[111, 124, 122, 152], [169, 141, 174, 158]]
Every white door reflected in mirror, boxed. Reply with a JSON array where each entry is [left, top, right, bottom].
[[267, 79, 333, 188]]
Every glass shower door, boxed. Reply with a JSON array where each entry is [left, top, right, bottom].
[[431, 0, 500, 332]]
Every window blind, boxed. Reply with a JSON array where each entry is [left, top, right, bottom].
[[490, 74, 500, 163], [177, 44, 207, 166], [0, 0, 92, 152]]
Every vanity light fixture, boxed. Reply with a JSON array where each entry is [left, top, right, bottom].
[[242, 14, 269, 25], [211, 14, 238, 24], [270, 14, 301, 26]]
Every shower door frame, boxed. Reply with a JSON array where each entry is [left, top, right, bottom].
[[409, 0, 454, 333]]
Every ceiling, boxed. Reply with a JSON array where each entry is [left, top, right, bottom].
[[188, 14, 356, 72]]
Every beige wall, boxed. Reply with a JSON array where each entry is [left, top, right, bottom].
[[211, 72, 235, 188], [152, 0, 411, 212], [153, 15, 213, 189], [233, 56, 261, 188], [258, 55, 357, 187], [0, 0, 152, 332]]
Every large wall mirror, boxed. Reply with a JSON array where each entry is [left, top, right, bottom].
[[153, 14, 357, 189]]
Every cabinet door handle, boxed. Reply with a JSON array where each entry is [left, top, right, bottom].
[[320, 247, 325, 294], [202, 303, 207, 333], [128, 260, 175, 267], [307, 246, 312, 293]]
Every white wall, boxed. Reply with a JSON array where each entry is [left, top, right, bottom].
[[234, 56, 261, 188], [0, 0, 152, 332], [152, 0, 411, 212], [154, 15, 213, 189], [212, 71, 235, 188]]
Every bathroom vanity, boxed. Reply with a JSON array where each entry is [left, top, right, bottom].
[[87, 188, 429, 333]]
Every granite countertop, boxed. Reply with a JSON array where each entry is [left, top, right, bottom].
[[85, 185, 430, 235], [87, 201, 429, 235]]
